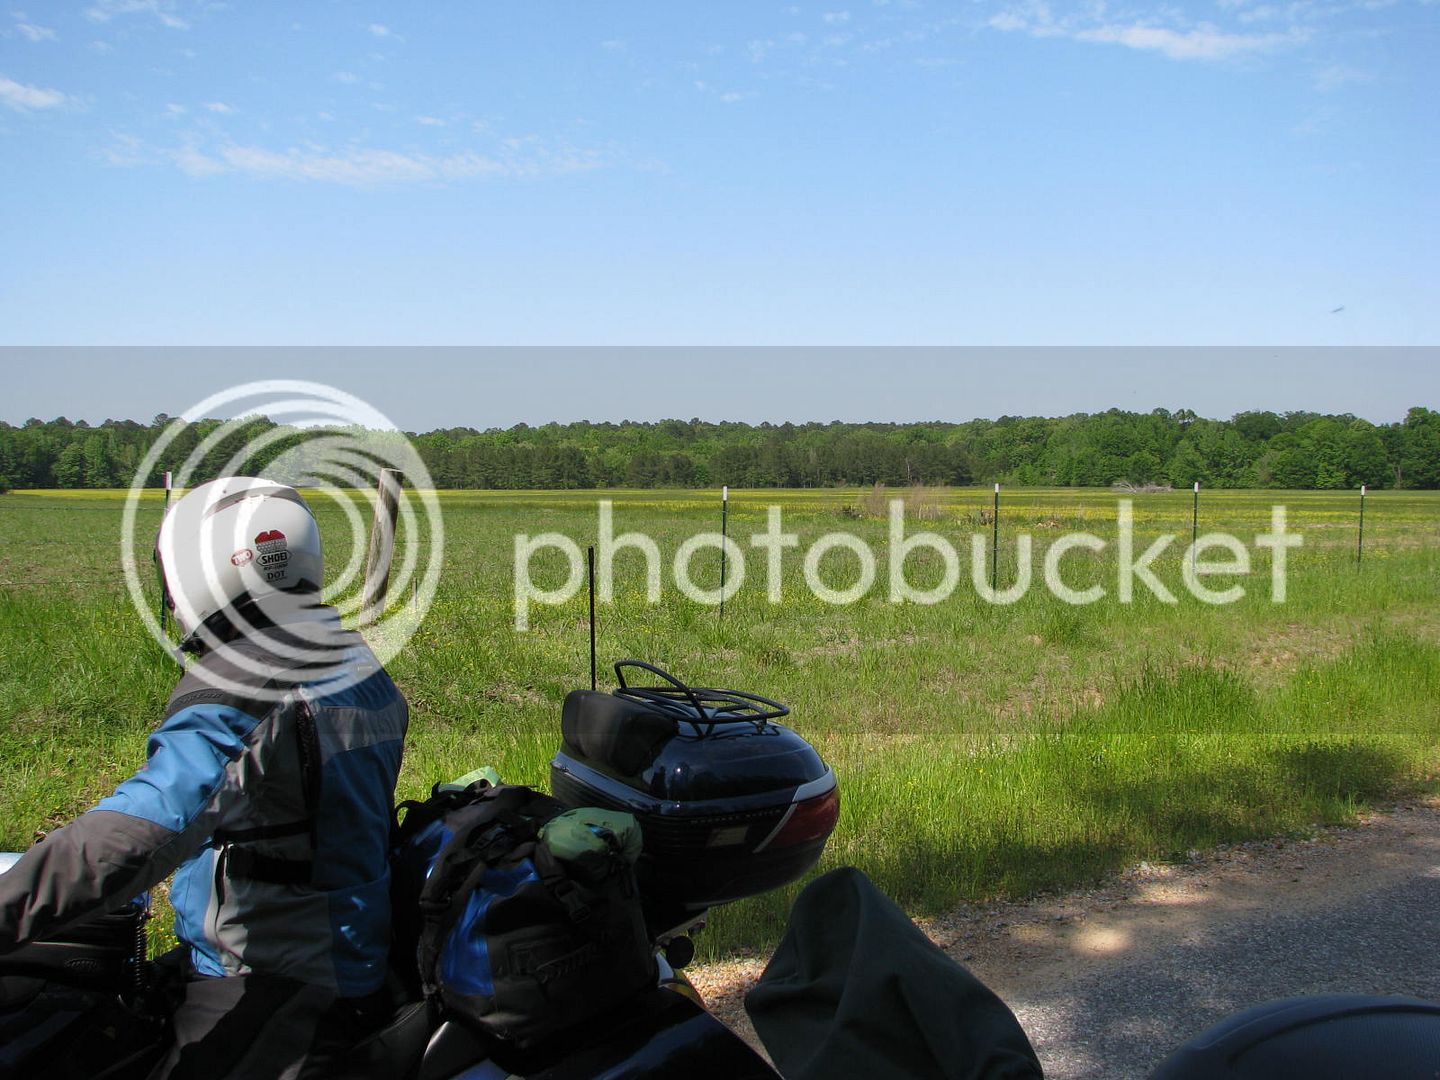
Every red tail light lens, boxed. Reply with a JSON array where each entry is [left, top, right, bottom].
[[761, 787, 840, 851]]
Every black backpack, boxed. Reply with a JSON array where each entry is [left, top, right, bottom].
[[390, 780, 655, 1047]]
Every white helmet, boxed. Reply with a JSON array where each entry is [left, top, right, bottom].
[[157, 477, 324, 638]]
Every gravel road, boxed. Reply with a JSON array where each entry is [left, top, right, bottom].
[[691, 801, 1440, 1078]]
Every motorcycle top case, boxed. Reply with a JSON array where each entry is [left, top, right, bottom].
[[393, 781, 655, 1048], [550, 663, 840, 920]]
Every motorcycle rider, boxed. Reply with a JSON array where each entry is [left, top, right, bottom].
[[0, 477, 410, 1079]]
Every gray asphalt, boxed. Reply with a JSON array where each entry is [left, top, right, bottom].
[[1008, 864, 1440, 1078]]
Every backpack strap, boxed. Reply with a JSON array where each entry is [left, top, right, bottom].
[[212, 694, 323, 885], [223, 846, 314, 885], [533, 845, 594, 924], [392, 779, 489, 849]]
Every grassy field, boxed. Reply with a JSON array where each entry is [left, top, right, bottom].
[[2, 486, 1439, 960]]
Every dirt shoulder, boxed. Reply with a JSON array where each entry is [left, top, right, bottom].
[[690, 799, 1440, 1078]]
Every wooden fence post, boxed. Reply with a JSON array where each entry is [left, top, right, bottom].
[[1357, 484, 1367, 566], [361, 469, 402, 625], [159, 470, 173, 632], [991, 483, 1000, 592]]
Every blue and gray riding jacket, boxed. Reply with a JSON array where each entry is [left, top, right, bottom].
[[0, 602, 409, 998]]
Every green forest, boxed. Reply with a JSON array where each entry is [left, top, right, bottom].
[[2, 406, 1439, 491]]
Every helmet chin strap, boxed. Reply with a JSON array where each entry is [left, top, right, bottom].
[[177, 587, 329, 658], [178, 596, 254, 656]]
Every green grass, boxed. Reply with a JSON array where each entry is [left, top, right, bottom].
[[2, 486, 1438, 959]]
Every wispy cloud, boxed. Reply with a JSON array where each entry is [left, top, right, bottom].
[[1313, 63, 1372, 90], [986, 3, 1306, 61], [332, 71, 360, 84], [689, 6, 959, 92], [209, 146, 441, 184], [415, 115, 445, 126], [203, 101, 235, 114], [1291, 103, 1339, 136], [368, 23, 391, 38], [0, 74, 69, 110], [168, 147, 223, 175], [209, 144, 603, 185], [106, 134, 613, 187], [85, 0, 188, 30], [694, 79, 757, 103], [1074, 23, 1303, 60], [13, 15, 57, 42]]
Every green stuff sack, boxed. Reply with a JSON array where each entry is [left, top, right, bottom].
[[539, 808, 643, 869], [413, 783, 655, 1047]]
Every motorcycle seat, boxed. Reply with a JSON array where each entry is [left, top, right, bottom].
[[331, 999, 434, 1080], [561, 690, 676, 777]]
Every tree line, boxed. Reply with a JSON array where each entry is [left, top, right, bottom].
[[2, 407, 1438, 492]]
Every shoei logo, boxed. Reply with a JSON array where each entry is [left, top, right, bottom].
[[121, 380, 446, 701]]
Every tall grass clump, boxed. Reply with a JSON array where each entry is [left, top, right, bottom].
[[697, 637, 1440, 959]]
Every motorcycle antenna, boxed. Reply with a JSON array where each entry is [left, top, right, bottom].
[[587, 544, 598, 691], [719, 485, 729, 619]]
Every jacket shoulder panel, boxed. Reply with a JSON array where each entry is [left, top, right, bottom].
[[94, 700, 269, 833]]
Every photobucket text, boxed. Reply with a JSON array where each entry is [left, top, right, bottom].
[[512, 499, 1302, 630]]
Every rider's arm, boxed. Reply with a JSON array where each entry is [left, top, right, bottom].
[[0, 695, 277, 952]]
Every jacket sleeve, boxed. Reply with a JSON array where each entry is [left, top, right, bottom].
[[0, 697, 271, 952]]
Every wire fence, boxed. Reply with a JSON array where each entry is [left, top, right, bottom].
[[1, 487, 1429, 599], [0, 576, 134, 587]]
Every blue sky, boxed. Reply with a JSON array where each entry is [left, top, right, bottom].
[[0, 2, 1435, 345]]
